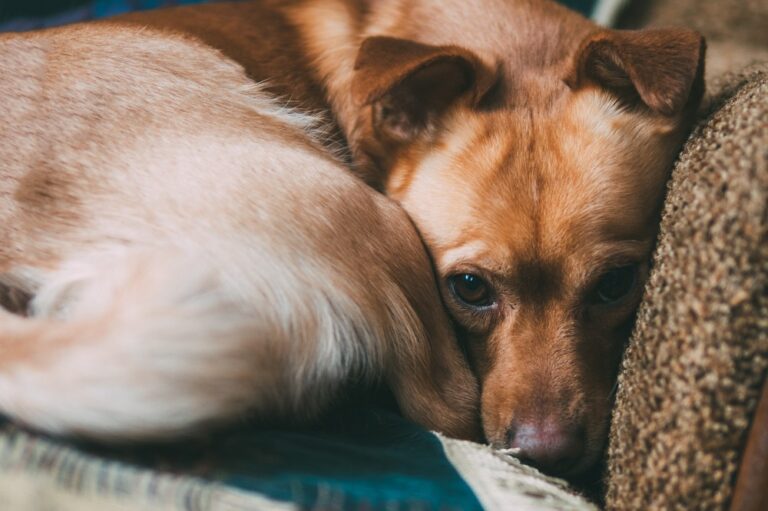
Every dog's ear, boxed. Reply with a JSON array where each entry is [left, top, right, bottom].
[[566, 28, 705, 116], [352, 36, 497, 149]]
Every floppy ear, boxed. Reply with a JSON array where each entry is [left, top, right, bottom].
[[566, 28, 705, 116], [351, 36, 497, 170]]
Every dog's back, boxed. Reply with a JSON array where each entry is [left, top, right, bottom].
[[0, 25, 480, 440]]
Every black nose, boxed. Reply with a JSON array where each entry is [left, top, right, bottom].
[[507, 420, 584, 474]]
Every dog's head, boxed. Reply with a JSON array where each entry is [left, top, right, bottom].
[[350, 28, 705, 475]]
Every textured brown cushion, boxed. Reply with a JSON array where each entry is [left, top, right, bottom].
[[605, 63, 768, 510]]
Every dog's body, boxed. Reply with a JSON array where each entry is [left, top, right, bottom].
[[0, 0, 705, 476], [0, 24, 480, 440], [110, 0, 705, 475]]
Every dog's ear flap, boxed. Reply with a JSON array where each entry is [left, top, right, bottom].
[[566, 28, 705, 116], [353, 36, 497, 144]]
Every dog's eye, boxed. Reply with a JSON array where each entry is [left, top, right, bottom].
[[593, 265, 638, 304], [449, 273, 494, 308]]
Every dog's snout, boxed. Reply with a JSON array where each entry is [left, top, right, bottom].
[[507, 420, 584, 474]]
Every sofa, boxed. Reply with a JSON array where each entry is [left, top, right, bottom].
[[604, 60, 767, 511], [0, 1, 765, 510], [605, 1, 768, 508]]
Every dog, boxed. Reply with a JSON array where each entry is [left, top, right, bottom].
[[107, 0, 706, 476], [0, 23, 481, 442], [340, 2, 705, 477], [2, 0, 706, 476]]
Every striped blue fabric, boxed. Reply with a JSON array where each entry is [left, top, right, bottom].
[[1, 407, 483, 511]]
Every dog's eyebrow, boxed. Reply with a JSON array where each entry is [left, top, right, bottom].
[[581, 240, 650, 281], [597, 240, 649, 260], [438, 242, 489, 267]]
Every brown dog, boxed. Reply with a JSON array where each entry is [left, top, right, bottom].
[[110, 0, 705, 475], [0, 24, 480, 441]]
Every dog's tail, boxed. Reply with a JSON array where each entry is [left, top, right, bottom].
[[0, 249, 273, 441]]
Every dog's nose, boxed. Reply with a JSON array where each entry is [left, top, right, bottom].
[[507, 420, 584, 474]]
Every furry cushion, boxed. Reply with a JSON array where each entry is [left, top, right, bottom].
[[605, 63, 768, 510]]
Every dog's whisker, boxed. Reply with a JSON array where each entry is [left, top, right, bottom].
[[497, 447, 523, 456]]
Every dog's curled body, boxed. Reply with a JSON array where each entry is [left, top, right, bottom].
[[68, 0, 707, 476], [0, 26, 479, 440]]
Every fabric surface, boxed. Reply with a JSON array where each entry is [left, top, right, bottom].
[[0, 426, 295, 511], [0, 408, 483, 511], [0, 408, 596, 511], [440, 437, 597, 511], [605, 63, 768, 511]]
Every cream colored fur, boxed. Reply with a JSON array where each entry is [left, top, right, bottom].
[[0, 26, 480, 441]]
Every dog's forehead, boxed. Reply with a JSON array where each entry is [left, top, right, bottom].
[[415, 98, 667, 270]]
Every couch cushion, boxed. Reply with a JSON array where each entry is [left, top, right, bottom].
[[605, 63, 768, 510]]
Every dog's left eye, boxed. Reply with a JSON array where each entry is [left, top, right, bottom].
[[448, 273, 494, 308], [592, 265, 638, 304]]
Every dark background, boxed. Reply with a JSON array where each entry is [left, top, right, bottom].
[[0, 0, 205, 30], [0, 1, 194, 23], [2, 0, 98, 20]]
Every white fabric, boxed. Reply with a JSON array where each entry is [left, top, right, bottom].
[[438, 435, 598, 511], [0, 431, 296, 511]]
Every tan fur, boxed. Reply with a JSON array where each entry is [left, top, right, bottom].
[[0, 25, 480, 441], [1, 0, 706, 476], [290, 0, 704, 475]]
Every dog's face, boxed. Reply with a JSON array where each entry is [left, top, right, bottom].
[[350, 29, 704, 475]]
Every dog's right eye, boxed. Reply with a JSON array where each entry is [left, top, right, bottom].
[[448, 273, 494, 308], [592, 265, 638, 305]]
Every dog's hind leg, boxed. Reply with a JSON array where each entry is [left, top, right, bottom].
[[0, 247, 280, 441]]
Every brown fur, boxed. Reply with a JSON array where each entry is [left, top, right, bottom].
[[295, 0, 704, 475], [4, 0, 705, 475], [113, 0, 705, 475], [0, 24, 481, 441]]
